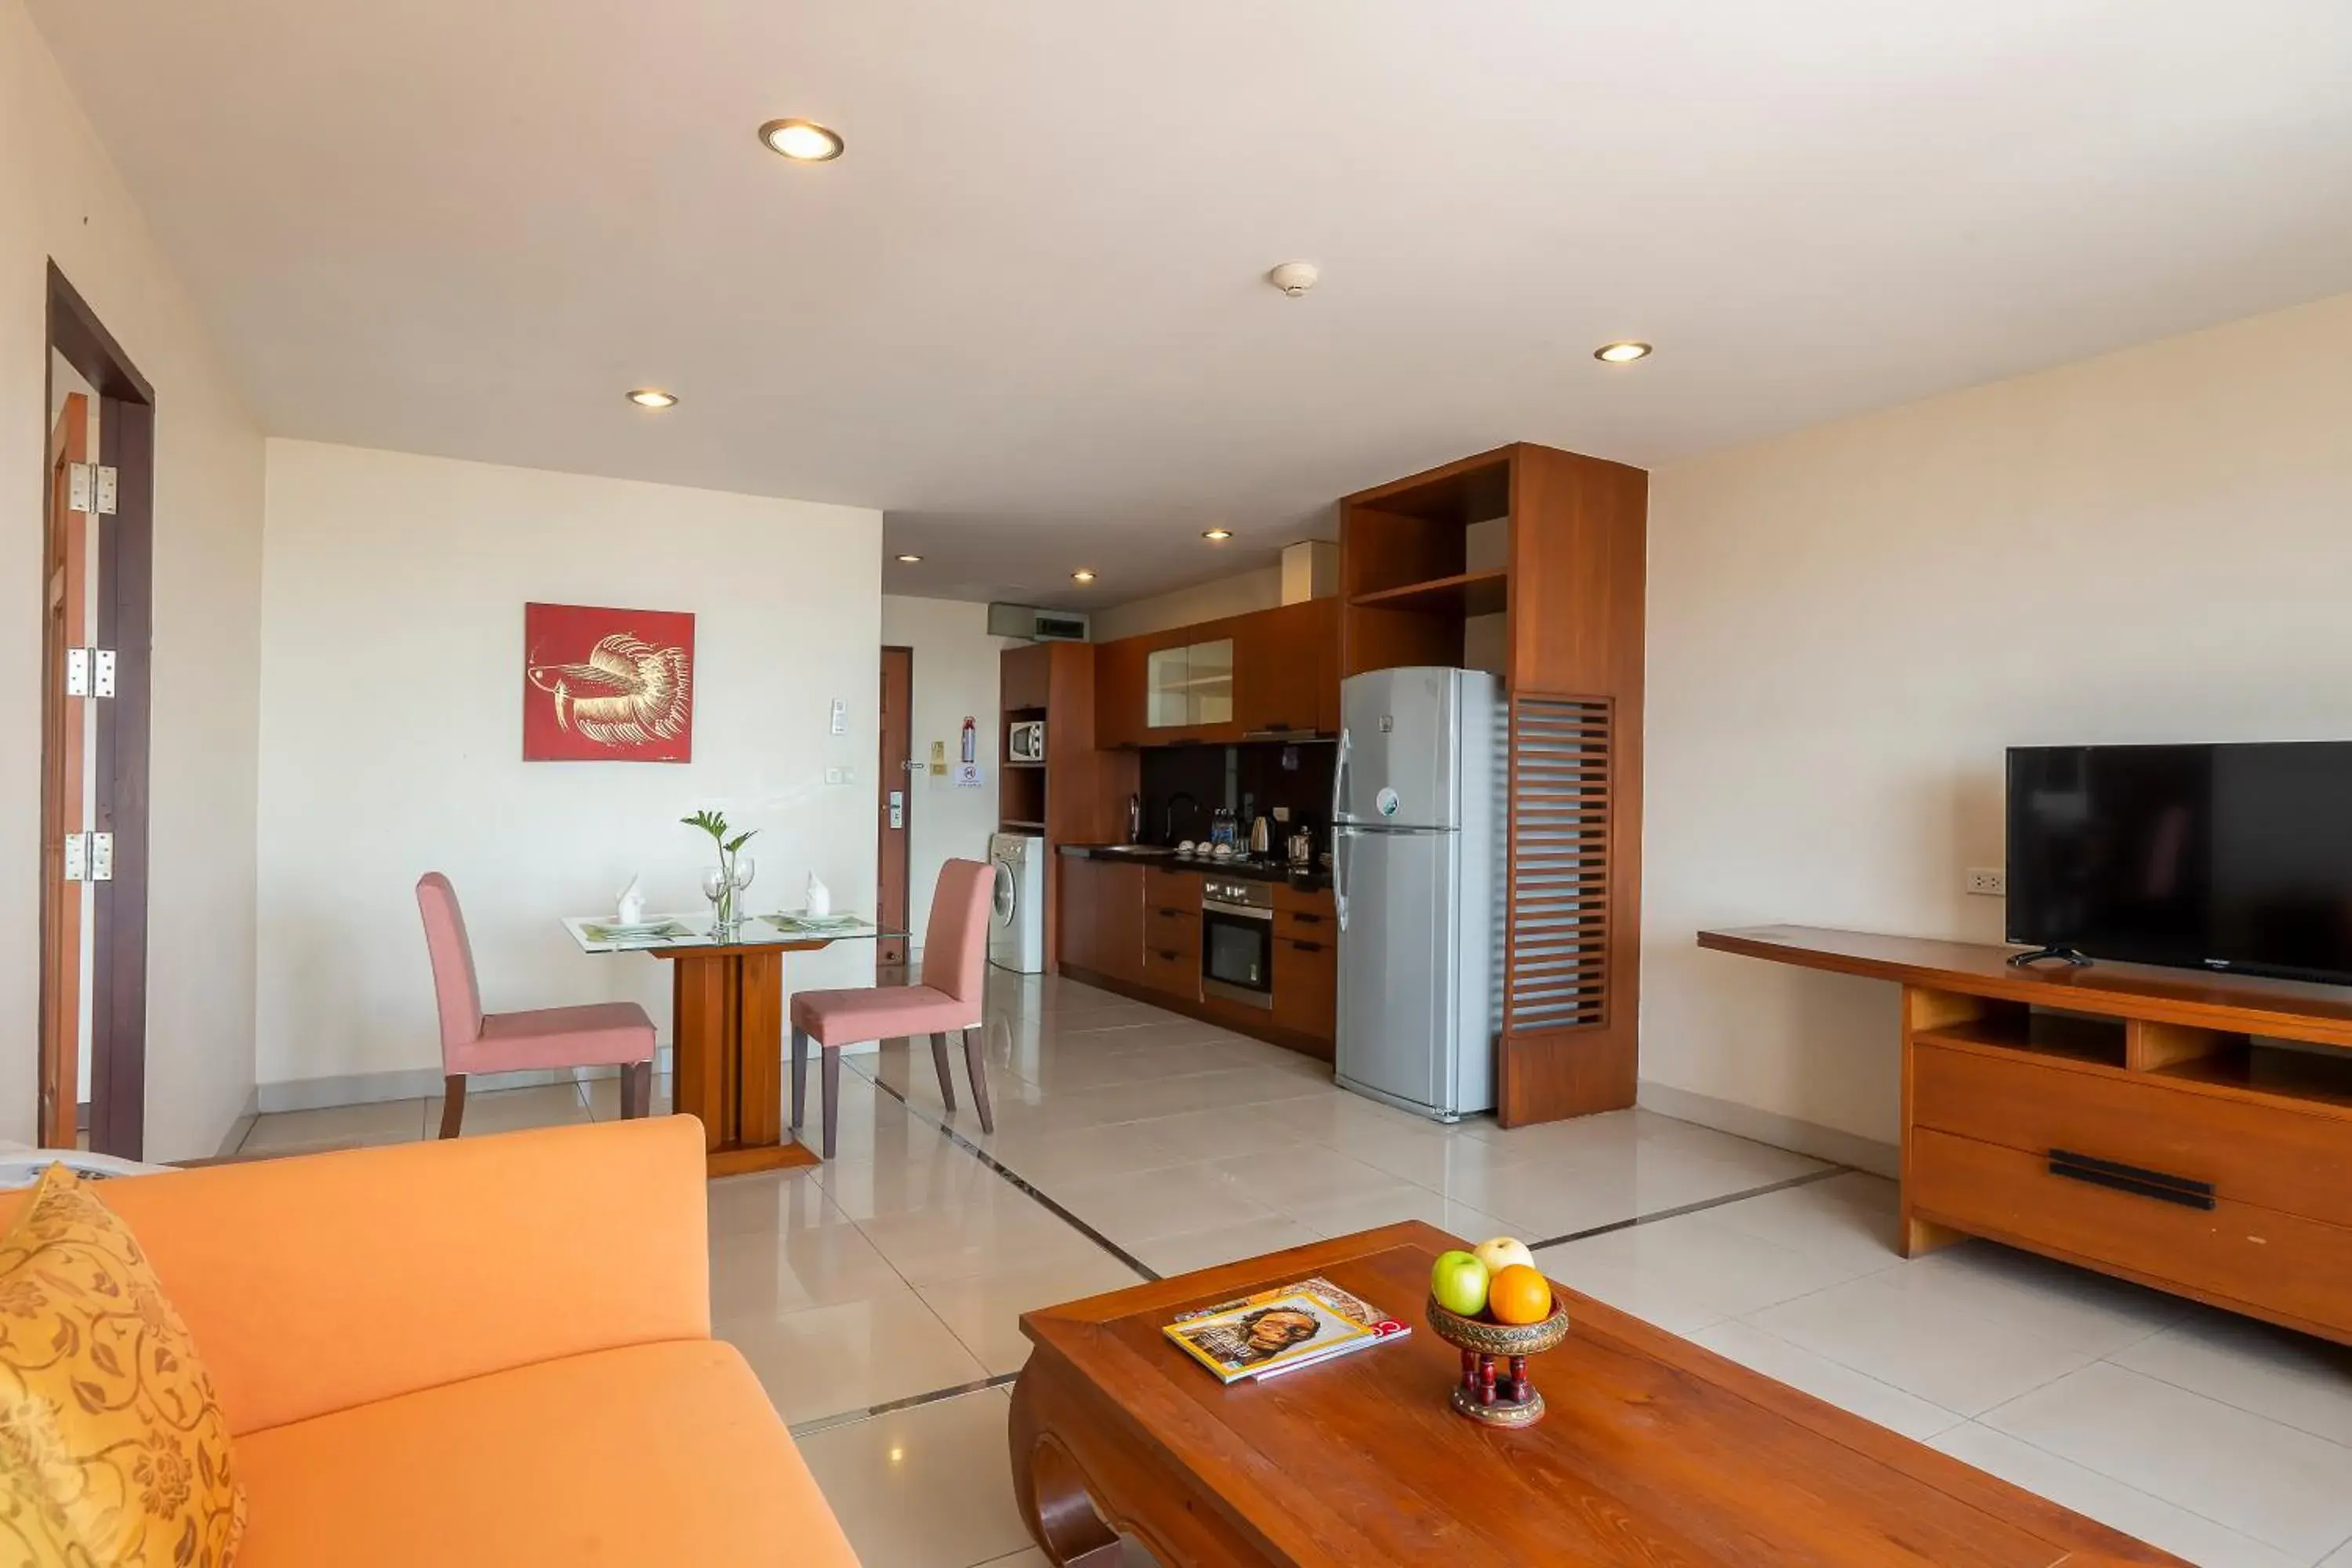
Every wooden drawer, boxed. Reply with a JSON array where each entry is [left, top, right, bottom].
[[1911, 1040, 2352, 1229], [1909, 1127, 2352, 1341], [1271, 881, 1333, 915], [1272, 931, 1337, 1042], [1145, 866, 1200, 906], [1140, 935, 1200, 1000]]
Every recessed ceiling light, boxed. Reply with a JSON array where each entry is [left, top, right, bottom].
[[1203, 528, 1233, 542], [626, 387, 679, 408], [895, 554, 923, 564], [759, 119, 844, 162], [1593, 341, 1653, 364], [1071, 569, 1096, 583]]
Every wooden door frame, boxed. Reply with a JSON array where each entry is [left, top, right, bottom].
[[43, 261, 153, 1158], [877, 645, 913, 967]]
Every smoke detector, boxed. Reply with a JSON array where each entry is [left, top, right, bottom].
[[1267, 261, 1319, 298]]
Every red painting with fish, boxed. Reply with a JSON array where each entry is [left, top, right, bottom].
[[522, 602, 695, 762]]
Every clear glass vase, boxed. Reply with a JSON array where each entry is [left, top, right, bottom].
[[702, 853, 757, 938]]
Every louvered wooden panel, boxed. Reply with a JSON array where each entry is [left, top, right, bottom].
[[1504, 695, 1612, 1036]]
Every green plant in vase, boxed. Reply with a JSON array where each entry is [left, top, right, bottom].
[[682, 810, 758, 935]]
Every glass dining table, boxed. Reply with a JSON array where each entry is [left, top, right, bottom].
[[564, 912, 906, 1176]]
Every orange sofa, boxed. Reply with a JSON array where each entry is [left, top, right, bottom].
[[0, 1116, 859, 1566]]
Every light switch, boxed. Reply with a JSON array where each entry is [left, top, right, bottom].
[[829, 698, 847, 735]]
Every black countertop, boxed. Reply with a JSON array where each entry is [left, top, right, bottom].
[[1057, 843, 1331, 893]]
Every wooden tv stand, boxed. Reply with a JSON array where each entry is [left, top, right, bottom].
[[1700, 926, 2352, 1347]]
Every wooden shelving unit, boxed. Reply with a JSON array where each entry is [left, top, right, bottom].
[[1339, 443, 1648, 1127], [1002, 641, 1138, 972]]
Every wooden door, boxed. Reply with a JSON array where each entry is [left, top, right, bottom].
[[877, 647, 913, 966], [41, 395, 92, 1149]]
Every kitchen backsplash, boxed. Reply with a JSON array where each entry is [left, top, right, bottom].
[[1138, 740, 1336, 845]]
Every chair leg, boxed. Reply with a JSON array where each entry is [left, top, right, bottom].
[[961, 1026, 993, 1135], [821, 1047, 841, 1160], [438, 1075, 466, 1139], [930, 1032, 957, 1113], [789, 1027, 809, 1131], [619, 1061, 651, 1120]]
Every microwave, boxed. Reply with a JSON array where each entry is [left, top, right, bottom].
[[1007, 720, 1045, 763]]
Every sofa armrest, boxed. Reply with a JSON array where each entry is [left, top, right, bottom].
[[45, 1117, 712, 1436]]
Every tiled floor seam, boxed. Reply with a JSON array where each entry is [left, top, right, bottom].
[[2096, 1352, 2352, 1459], [786, 1371, 1021, 1440], [849, 1059, 1166, 1283], [1966, 1419, 2299, 1557], [1522, 1163, 1853, 1250]]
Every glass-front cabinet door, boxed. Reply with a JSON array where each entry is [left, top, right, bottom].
[[1146, 637, 1236, 730]]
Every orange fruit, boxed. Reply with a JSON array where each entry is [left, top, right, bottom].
[[1486, 1264, 1553, 1326]]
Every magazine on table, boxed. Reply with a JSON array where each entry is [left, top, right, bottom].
[[1163, 1276, 1410, 1385]]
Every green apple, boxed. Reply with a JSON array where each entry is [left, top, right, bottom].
[[1429, 1250, 1490, 1317], [1472, 1236, 1535, 1277]]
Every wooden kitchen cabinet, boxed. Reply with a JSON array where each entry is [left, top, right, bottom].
[[1058, 856, 1145, 983], [1091, 601, 1339, 748], [1272, 931, 1338, 1047], [1093, 636, 1148, 750], [1235, 599, 1338, 735]]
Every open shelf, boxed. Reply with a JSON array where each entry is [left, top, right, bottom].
[[2153, 1042, 2352, 1114], [1348, 568, 1508, 617], [1915, 1007, 2126, 1069], [999, 818, 1045, 832]]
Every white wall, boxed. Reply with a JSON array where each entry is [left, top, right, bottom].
[[1091, 564, 1283, 641], [256, 440, 881, 1095], [5, 0, 265, 1159], [1643, 290, 2352, 1160], [880, 596, 1014, 948]]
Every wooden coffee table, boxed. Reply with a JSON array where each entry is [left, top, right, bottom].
[[1009, 1222, 2182, 1566]]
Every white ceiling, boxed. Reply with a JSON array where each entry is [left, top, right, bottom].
[[31, 1, 2352, 610]]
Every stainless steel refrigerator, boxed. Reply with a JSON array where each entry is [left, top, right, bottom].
[[1331, 666, 1504, 1121]]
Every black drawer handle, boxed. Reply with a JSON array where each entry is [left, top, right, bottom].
[[2048, 1149, 2216, 1211], [1289, 939, 1325, 953], [1288, 913, 1325, 925]]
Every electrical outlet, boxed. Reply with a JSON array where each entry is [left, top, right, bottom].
[[1966, 866, 2006, 897], [824, 765, 855, 786]]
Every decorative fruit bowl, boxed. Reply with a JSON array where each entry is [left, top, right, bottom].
[[1425, 1293, 1572, 1428]]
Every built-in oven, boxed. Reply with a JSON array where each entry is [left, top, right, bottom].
[[1200, 877, 1275, 1009]]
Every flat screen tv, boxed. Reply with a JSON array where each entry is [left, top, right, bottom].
[[2007, 742, 2352, 984]]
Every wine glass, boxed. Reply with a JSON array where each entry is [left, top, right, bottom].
[[731, 854, 757, 905], [700, 865, 731, 934]]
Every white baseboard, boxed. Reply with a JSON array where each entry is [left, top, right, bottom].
[[1637, 1080, 1899, 1178]]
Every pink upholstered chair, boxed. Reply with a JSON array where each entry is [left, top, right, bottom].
[[416, 872, 657, 1138], [789, 858, 994, 1158]]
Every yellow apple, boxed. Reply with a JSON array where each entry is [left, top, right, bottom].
[[1472, 1236, 1535, 1277]]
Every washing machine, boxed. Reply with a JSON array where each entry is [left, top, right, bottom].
[[987, 831, 1045, 974]]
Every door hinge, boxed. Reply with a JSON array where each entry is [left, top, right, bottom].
[[63, 833, 112, 883], [67, 463, 118, 516], [64, 648, 115, 699]]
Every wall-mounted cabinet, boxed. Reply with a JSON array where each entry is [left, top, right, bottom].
[[1145, 637, 1233, 731], [1094, 598, 1338, 748]]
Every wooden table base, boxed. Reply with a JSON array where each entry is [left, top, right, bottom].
[[662, 945, 820, 1176]]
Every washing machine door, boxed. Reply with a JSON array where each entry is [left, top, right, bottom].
[[992, 858, 1018, 929]]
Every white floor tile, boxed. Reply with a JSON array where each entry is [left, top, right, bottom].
[[796, 1388, 1033, 1568], [426, 1082, 591, 1138], [1980, 1361, 2352, 1559], [1205, 1144, 1421, 1213], [1930, 1422, 2305, 1568], [916, 1250, 1149, 1375], [1530, 1244, 1727, 1337], [1058, 1162, 1283, 1247], [1278, 1185, 1511, 1244], [1704, 1171, 1906, 1276], [718, 1290, 988, 1428], [239, 1097, 426, 1153], [1744, 1272, 2111, 1415], [2111, 1306, 2352, 1450], [1541, 1210, 1872, 1322], [1687, 1321, 1961, 1443], [1131, 1215, 1328, 1277]]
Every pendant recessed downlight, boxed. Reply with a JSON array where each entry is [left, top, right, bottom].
[[1593, 341, 1653, 364], [1203, 528, 1233, 542], [1071, 569, 1096, 583], [626, 387, 679, 408], [760, 119, 844, 162], [895, 554, 923, 564]]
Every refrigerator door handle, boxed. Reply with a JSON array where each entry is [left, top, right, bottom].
[[1332, 827, 1350, 931], [1330, 727, 1352, 825]]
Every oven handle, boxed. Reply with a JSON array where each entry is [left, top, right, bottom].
[[1202, 900, 1274, 921]]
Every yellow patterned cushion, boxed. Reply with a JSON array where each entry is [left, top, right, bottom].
[[0, 1164, 244, 1566]]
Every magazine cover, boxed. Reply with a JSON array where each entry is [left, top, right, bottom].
[[1164, 1276, 1410, 1385]]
